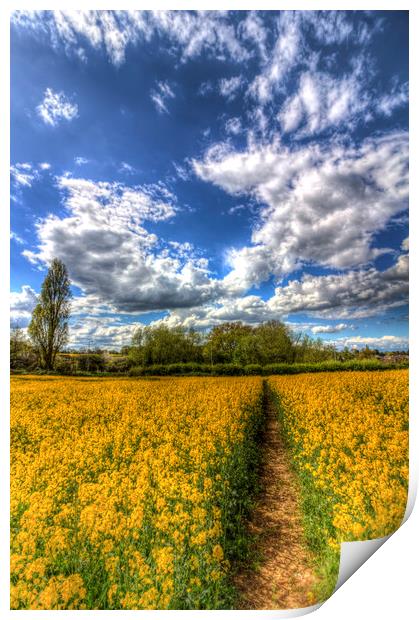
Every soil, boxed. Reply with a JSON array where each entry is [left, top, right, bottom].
[[234, 387, 318, 610]]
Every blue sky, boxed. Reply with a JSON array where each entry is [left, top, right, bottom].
[[10, 10, 408, 350]]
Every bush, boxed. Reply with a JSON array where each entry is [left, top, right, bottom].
[[244, 364, 263, 375], [105, 356, 131, 373], [77, 354, 106, 373], [211, 363, 245, 376], [55, 356, 76, 375], [28, 358, 408, 378]]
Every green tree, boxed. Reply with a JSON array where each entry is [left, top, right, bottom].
[[129, 325, 203, 366], [254, 320, 294, 364], [10, 324, 37, 370], [204, 322, 253, 364], [28, 258, 72, 370]]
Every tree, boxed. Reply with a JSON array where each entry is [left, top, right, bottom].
[[254, 320, 294, 364], [10, 323, 37, 370], [28, 258, 72, 370], [204, 322, 253, 364]]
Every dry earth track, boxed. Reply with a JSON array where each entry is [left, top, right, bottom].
[[234, 385, 318, 609]]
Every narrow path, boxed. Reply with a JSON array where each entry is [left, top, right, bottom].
[[234, 384, 318, 610]]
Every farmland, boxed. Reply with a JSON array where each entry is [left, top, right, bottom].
[[10, 370, 408, 609], [269, 370, 409, 598]]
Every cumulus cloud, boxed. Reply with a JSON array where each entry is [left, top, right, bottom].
[[311, 323, 348, 334], [69, 316, 141, 348], [332, 334, 408, 351], [10, 285, 38, 324], [155, 250, 408, 330], [22, 176, 220, 313], [37, 88, 78, 126], [194, 131, 408, 291], [150, 81, 175, 114], [267, 254, 408, 319]]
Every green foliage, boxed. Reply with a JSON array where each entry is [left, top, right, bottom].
[[76, 354, 106, 372], [269, 387, 340, 602], [129, 325, 204, 366], [28, 258, 72, 370], [10, 325, 38, 371], [125, 359, 406, 377]]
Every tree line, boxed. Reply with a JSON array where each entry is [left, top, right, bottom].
[[124, 321, 338, 367], [10, 258, 408, 374]]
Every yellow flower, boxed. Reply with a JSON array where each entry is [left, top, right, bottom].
[[212, 544, 224, 562]]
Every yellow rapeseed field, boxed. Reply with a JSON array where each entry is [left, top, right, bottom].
[[11, 370, 409, 608], [10, 375, 263, 610], [269, 369, 408, 594]]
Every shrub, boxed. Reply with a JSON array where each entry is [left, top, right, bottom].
[[77, 354, 106, 372], [244, 364, 263, 375]]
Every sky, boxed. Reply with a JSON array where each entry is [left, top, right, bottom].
[[10, 10, 409, 351]]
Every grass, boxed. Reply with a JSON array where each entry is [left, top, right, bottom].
[[269, 386, 340, 602]]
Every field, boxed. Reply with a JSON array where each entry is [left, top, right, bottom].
[[269, 370, 409, 598], [10, 370, 408, 609], [11, 376, 263, 609]]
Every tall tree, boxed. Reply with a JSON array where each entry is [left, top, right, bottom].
[[28, 258, 72, 370]]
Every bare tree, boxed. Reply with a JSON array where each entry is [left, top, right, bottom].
[[28, 258, 72, 370]]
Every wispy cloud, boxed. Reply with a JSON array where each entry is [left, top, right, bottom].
[[10, 162, 37, 187], [75, 156, 89, 166], [225, 117, 242, 135], [150, 81, 175, 114], [10, 231, 25, 245], [219, 76, 244, 101]]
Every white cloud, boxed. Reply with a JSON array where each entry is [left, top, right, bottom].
[[225, 117, 242, 135], [239, 11, 268, 62], [172, 162, 189, 181], [333, 334, 408, 351], [12, 10, 250, 67], [10, 231, 24, 245], [75, 156, 89, 166], [10, 285, 38, 324], [278, 70, 408, 138], [198, 81, 213, 97], [311, 323, 348, 334], [10, 162, 38, 187], [68, 316, 142, 348], [249, 12, 301, 104], [219, 76, 244, 101], [377, 81, 408, 117], [150, 81, 175, 114], [119, 161, 136, 175], [37, 88, 78, 126], [23, 176, 220, 313], [39, 162, 51, 170], [156, 250, 408, 330], [267, 254, 408, 319], [278, 69, 369, 136], [194, 131, 408, 291]]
